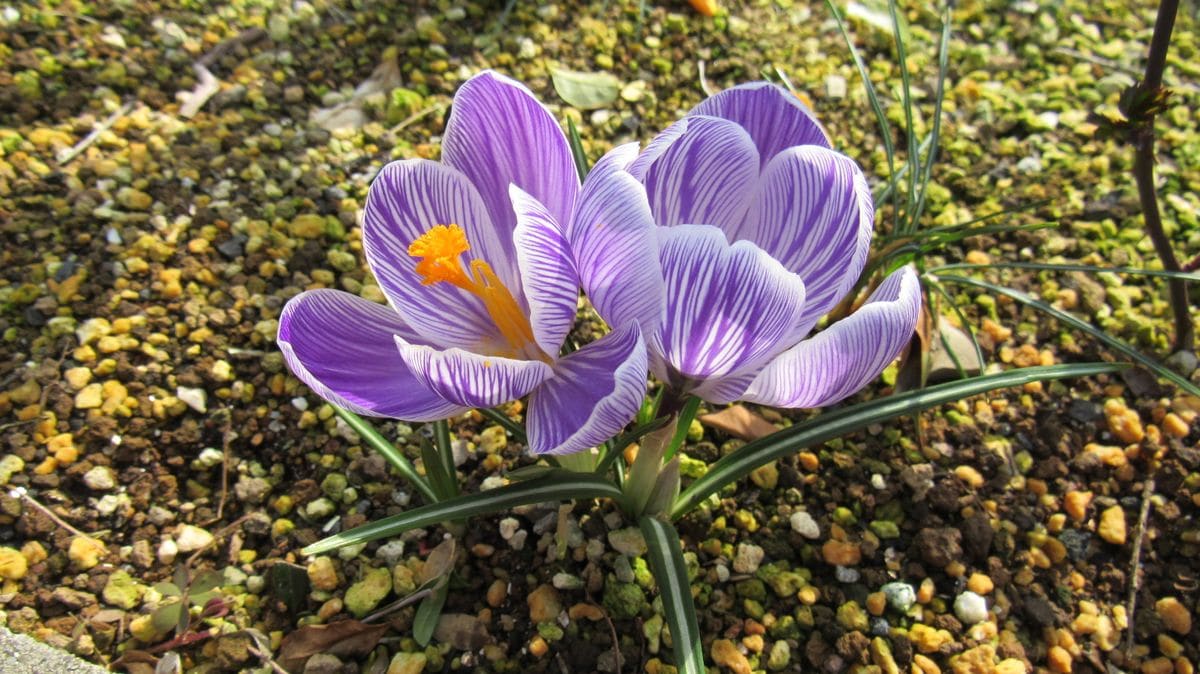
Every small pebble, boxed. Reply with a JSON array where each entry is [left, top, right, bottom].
[[527, 584, 562, 623], [881, 582, 916, 612], [82, 466, 116, 491], [1155, 596, 1192, 634], [174, 524, 215, 552], [835, 566, 860, 583], [732, 543, 764, 574], [157, 538, 178, 565], [711, 638, 752, 674], [821, 540, 861, 566], [307, 556, 339, 591], [69, 536, 106, 570], [953, 591, 988, 625], [790, 511, 820, 539], [1098, 505, 1126, 545]]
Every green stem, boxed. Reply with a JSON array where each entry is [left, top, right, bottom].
[[333, 407, 438, 504], [663, 396, 701, 461]]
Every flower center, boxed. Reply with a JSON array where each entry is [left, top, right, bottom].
[[408, 224, 545, 360]]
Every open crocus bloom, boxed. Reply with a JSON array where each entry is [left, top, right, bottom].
[[568, 82, 921, 407], [278, 71, 647, 455]]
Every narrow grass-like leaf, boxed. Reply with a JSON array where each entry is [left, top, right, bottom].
[[934, 274, 1200, 396], [434, 420, 458, 498], [418, 434, 455, 502], [933, 262, 1200, 282], [413, 580, 449, 646], [664, 396, 702, 461], [477, 406, 527, 443], [640, 517, 705, 674], [909, 5, 951, 232], [671, 362, 1125, 519], [888, 0, 920, 233], [303, 473, 623, 555], [333, 407, 438, 504], [567, 117, 591, 182], [927, 279, 985, 376], [827, 0, 897, 230], [595, 416, 673, 478]]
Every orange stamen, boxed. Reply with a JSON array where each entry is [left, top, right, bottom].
[[409, 224, 546, 360]]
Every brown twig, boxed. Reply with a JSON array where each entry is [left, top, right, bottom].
[[10, 487, 100, 540], [1123, 475, 1157, 657], [1130, 0, 1193, 353], [202, 407, 235, 525]]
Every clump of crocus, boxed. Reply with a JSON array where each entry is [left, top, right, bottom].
[[567, 82, 920, 408], [277, 71, 646, 455]]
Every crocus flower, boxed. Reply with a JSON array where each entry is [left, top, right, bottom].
[[567, 82, 921, 407], [277, 71, 647, 455]]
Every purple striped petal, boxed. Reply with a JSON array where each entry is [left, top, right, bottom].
[[511, 185, 578, 356], [362, 159, 510, 350], [570, 154, 665, 334], [741, 267, 921, 408], [441, 70, 578, 251], [651, 225, 807, 389], [635, 116, 759, 231], [277, 290, 468, 421], [730, 146, 874, 335], [526, 323, 647, 455], [395, 338, 554, 409], [688, 81, 831, 165]]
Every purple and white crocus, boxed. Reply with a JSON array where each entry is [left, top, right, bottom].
[[567, 82, 921, 407], [277, 71, 647, 456]]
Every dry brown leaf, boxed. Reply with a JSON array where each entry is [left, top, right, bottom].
[[418, 539, 457, 585], [433, 613, 492, 650], [699, 404, 777, 441], [277, 619, 389, 672]]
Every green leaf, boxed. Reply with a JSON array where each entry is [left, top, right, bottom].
[[303, 472, 622, 555], [551, 67, 620, 109], [413, 581, 449, 647], [640, 517, 705, 674], [933, 274, 1200, 397], [567, 117, 591, 183], [334, 407, 438, 504], [595, 416, 673, 478], [664, 396, 702, 461], [671, 363, 1125, 519], [932, 261, 1200, 282]]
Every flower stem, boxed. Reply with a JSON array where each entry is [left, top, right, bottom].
[[1131, 0, 1193, 352]]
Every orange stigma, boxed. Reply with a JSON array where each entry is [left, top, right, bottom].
[[409, 224, 545, 360]]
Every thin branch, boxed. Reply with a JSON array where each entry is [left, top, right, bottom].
[[57, 101, 136, 165], [1124, 475, 1157, 657]]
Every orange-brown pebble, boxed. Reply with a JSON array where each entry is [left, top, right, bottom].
[[966, 573, 994, 595], [917, 578, 936, 604], [981, 318, 1012, 342], [1085, 443, 1127, 467], [1162, 413, 1190, 439], [1104, 399, 1145, 444], [742, 634, 764, 654], [1012, 344, 1041, 368], [711, 638, 752, 674], [954, 465, 985, 489], [797, 452, 819, 471], [1064, 491, 1093, 522], [568, 603, 604, 621], [1142, 658, 1175, 674], [528, 635, 549, 658], [913, 654, 942, 674], [743, 619, 766, 636], [867, 591, 887, 616], [945, 561, 966, 578], [995, 658, 1028, 674], [1155, 597, 1192, 635], [486, 579, 507, 608], [1098, 506, 1127, 545], [965, 250, 991, 264], [1048, 645, 1073, 673], [821, 540, 862, 566]]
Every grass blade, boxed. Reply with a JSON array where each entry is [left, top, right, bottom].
[[933, 273, 1200, 396], [413, 580, 448, 646], [567, 117, 590, 182], [932, 261, 1200, 282], [888, 0, 920, 232], [640, 517, 705, 674], [909, 4, 952, 232], [671, 362, 1125, 519], [303, 473, 622, 555], [333, 407, 438, 504]]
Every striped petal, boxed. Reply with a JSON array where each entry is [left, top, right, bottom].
[[730, 146, 874, 334], [526, 323, 647, 455], [277, 289, 468, 421], [362, 159, 511, 350], [395, 338, 554, 409], [441, 70, 578, 251], [633, 116, 759, 232], [741, 266, 921, 408], [688, 81, 831, 165], [511, 185, 579, 356], [570, 153, 665, 334], [651, 225, 807, 390]]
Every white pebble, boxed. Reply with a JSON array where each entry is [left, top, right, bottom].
[[82, 466, 116, 491], [290, 397, 308, 411], [176, 386, 207, 413], [882, 582, 916, 612], [499, 517, 520, 541], [157, 538, 178, 565], [790, 511, 820, 539], [195, 448, 224, 469], [954, 591, 989, 625], [174, 524, 214, 553], [732, 543, 765, 574], [835, 566, 860, 583]]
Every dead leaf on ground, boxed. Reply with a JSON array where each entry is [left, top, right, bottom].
[[433, 612, 493, 650], [418, 539, 457, 585], [277, 619, 389, 672], [699, 404, 777, 440]]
